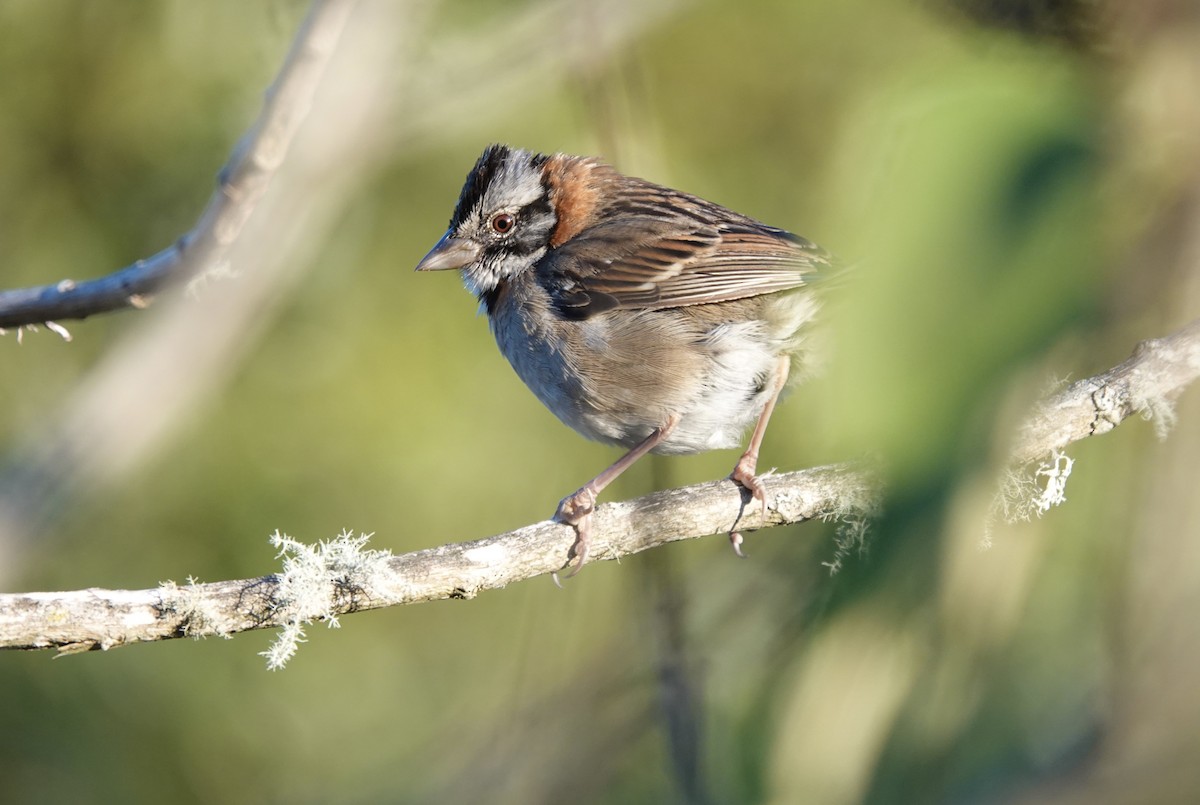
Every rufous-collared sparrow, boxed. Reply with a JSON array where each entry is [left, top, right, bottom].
[[417, 144, 832, 576]]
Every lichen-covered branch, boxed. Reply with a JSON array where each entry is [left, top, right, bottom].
[[1, 318, 1199, 658], [0, 465, 873, 655], [1014, 317, 1200, 464]]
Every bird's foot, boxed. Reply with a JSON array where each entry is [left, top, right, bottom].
[[551, 486, 596, 584], [728, 452, 768, 557]]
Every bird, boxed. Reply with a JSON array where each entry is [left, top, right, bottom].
[[416, 144, 832, 577]]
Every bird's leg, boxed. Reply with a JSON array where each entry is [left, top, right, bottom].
[[729, 357, 790, 557], [554, 414, 680, 580]]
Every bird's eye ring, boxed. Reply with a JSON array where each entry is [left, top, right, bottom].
[[490, 212, 515, 234]]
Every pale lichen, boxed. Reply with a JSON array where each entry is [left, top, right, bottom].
[[260, 529, 393, 670]]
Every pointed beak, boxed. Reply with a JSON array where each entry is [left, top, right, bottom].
[[414, 232, 482, 272]]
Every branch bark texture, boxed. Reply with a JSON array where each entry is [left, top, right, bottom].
[[0, 465, 869, 653]]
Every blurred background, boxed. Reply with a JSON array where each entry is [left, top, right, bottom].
[[1, 0, 1198, 802]]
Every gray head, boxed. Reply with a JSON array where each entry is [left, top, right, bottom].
[[415, 144, 560, 302]]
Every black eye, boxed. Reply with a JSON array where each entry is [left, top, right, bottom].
[[490, 212, 515, 234]]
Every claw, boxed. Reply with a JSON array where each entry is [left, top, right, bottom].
[[553, 488, 596, 582], [730, 453, 768, 516], [728, 452, 768, 557]]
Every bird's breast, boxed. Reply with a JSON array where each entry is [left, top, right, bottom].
[[486, 275, 793, 454]]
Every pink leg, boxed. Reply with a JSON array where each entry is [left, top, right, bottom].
[[729, 357, 790, 557], [554, 415, 680, 580]]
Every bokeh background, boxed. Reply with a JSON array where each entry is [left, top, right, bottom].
[[2, 0, 1199, 803]]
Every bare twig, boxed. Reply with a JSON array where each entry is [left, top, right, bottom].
[[0, 0, 356, 330], [0, 259, 172, 329]]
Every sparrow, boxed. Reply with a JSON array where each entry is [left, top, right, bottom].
[[416, 144, 831, 576]]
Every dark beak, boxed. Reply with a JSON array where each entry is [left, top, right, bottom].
[[414, 232, 482, 272]]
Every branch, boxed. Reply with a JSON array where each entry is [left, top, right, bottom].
[[0, 0, 356, 331], [2, 317, 1198, 656], [1013, 317, 1200, 463], [0, 465, 872, 654]]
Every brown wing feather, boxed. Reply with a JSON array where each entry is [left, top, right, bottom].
[[541, 179, 829, 317]]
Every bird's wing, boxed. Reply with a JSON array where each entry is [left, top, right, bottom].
[[541, 189, 830, 320]]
